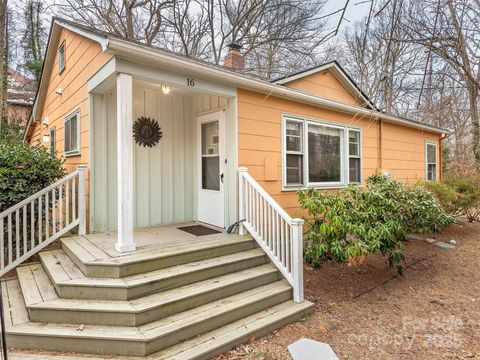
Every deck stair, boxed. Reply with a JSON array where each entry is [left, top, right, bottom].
[[1, 234, 313, 359]]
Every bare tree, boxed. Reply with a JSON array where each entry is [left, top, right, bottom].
[[53, 0, 173, 45], [401, 0, 480, 168]]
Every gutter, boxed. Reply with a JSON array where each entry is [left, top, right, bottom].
[[107, 37, 447, 135]]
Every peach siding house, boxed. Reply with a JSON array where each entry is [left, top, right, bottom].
[[25, 18, 445, 234], [0, 17, 448, 357]]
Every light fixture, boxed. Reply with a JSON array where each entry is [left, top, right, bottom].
[[42, 133, 50, 143], [161, 84, 171, 95], [55, 87, 63, 95], [43, 116, 49, 125]]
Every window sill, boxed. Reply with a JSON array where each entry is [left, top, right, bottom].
[[64, 151, 81, 158], [282, 183, 363, 192]]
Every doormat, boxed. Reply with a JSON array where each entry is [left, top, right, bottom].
[[178, 225, 221, 236]]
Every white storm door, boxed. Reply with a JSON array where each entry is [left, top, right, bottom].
[[197, 111, 226, 228]]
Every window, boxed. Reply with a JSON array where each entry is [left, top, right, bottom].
[[49, 127, 56, 157], [308, 123, 343, 184], [348, 130, 361, 183], [285, 120, 303, 185], [283, 116, 362, 188], [65, 110, 80, 156], [426, 142, 437, 181], [58, 41, 65, 73]]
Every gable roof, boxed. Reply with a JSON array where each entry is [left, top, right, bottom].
[[24, 18, 448, 140], [272, 61, 378, 110]]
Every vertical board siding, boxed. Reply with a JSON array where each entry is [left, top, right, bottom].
[[237, 88, 441, 218], [93, 87, 196, 231]]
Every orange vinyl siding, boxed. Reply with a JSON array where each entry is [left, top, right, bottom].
[[28, 28, 112, 228], [237, 88, 441, 218], [284, 70, 360, 106]]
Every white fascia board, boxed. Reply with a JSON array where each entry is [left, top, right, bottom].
[[106, 38, 445, 134], [55, 19, 108, 51]]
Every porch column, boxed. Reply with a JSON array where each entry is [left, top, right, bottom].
[[115, 73, 135, 253]]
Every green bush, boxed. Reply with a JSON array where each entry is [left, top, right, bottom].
[[0, 142, 66, 212], [298, 174, 454, 274], [421, 177, 480, 222]]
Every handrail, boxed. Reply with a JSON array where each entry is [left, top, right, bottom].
[[238, 167, 304, 303], [0, 166, 87, 277]]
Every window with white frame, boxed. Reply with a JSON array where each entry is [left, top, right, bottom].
[[58, 41, 65, 73], [348, 130, 361, 183], [285, 120, 304, 185], [64, 110, 80, 156], [283, 116, 362, 188], [426, 142, 437, 181]]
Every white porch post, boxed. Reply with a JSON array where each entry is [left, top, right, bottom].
[[237, 167, 248, 236], [115, 73, 135, 253], [77, 165, 87, 236]]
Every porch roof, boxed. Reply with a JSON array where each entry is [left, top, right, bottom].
[[24, 17, 449, 141]]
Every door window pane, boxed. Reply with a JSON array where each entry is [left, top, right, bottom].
[[202, 157, 220, 190], [201, 121, 220, 191], [308, 124, 343, 183], [201, 121, 219, 155]]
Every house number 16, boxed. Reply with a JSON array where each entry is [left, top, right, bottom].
[[187, 78, 195, 87]]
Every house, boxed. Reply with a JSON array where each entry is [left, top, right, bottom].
[[0, 17, 446, 358], [5, 67, 35, 127]]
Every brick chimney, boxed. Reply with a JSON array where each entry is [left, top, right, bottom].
[[224, 43, 245, 70]]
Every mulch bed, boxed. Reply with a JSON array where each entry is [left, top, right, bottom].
[[218, 220, 480, 360]]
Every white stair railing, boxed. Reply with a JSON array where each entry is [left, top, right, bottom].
[[238, 167, 304, 303], [0, 165, 86, 277]]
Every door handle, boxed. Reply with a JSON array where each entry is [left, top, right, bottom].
[[220, 173, 224, 183]]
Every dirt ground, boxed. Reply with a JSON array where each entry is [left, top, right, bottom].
[[218, 221, 480, 360]]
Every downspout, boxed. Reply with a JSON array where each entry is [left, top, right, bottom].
[[439, 133, 449, 181], [378, 119, 383, 171]]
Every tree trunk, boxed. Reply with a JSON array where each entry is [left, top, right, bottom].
[[0, 0, 7, 133]]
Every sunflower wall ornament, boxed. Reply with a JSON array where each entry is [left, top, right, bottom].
[[133, 117, 162, 148]]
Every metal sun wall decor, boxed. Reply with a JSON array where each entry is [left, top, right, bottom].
[[133, 116, 162, 148]]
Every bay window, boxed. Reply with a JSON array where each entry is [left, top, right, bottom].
[[283, 116, 362, 188]]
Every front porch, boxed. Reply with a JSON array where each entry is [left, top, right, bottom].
[[88, 57, 239, 253]]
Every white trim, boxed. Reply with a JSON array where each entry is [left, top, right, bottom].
[[425, 141, 438, 181], [281, 114, 363, 190], [55, 19, 109, 51], [106, 37, 446, 135], [196, 111, 226, 228], [64, 108, 81, 156]]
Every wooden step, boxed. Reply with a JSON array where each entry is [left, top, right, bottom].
[[40, 248, 268, 300], [62, 235, 257, 278], [17, 262, 281, 326], [2, 280, 313, 360]]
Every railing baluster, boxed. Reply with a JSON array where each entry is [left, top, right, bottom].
[[45, 193, 49, 240], [7, 213, 12, 265], [286, 222, 291, 272], [59, 184, 63, 230], [15, 209, 20, 260], [66, 179, 70, 225], [0, 217, 4, 268], [23, 205, 27, 256], [30, 200, 35, 249], [52, 189, 56, 234], [72, 177, 76, 221], [38, 195, 42, 244]]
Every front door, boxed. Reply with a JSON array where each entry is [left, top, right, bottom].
[[197, 111, 225, 228]]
